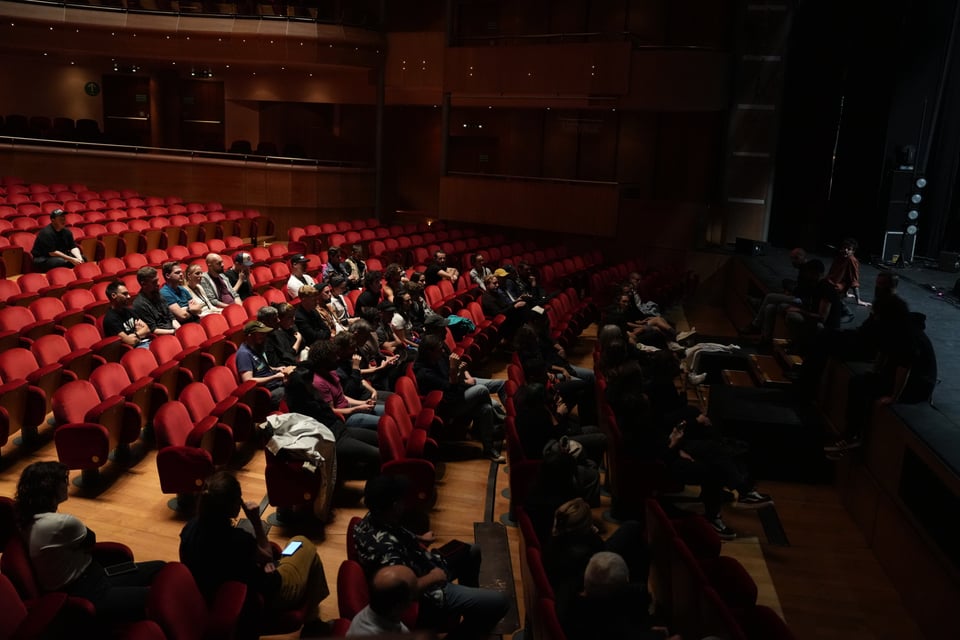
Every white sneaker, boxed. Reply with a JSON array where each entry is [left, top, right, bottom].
[[676, 328, 697, 342], [688, 372, 707, 385], [667, 342, 686, 353]]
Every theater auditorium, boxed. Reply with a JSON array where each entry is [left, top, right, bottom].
[[1, 1, 958, 639]]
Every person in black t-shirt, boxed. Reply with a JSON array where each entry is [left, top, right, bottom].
[[31, 209, 83, 271], [103, 280, 151, 348], [224, 252, 254, 300], [354, 270, 383, 317], [783, 259, 840, 352], [423, 251, 459, 287]]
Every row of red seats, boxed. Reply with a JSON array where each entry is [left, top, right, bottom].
[[0, 199, 225, 217], [645, 499, 796, 640], [588, 257, 699, 310]]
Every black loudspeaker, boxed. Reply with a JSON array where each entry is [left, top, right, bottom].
[[735, 237, 767, 257]]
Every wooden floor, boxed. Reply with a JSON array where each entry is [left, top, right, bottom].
[[0, 303, 927, 639]]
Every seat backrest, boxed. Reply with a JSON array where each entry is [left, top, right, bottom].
[[62, 288, 97, 310], [146, 562, 207, 640], [0, 572, 30, 637], [90, 363, 133, 400], [384, 395, 416, 441], [30, 334, 71, 367], [149, 335, 183, 363], [180, 382, 215, 423], [0, 347, 40, 381], [202, 366, 236, 403], [0, 306, 34, 332], [393, 377, 424, 416], [176, 323, 208, 350], [29, 297, 66, 321], [53, 380, 101, 425], [200, 313, 229, 337], [0, 534, 41, 600], [122, 348, 160, 381], [336, 559, 370, 620], [154, 401, 194, 449]]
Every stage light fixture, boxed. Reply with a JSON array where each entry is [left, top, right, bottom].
[[911, 193, 922, 204], [907, 209, 919, 221], [906, 224, 918, 235], [916, 177, 927, 188]]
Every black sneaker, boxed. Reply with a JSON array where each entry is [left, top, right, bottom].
[[710, 517, 737, 540], [735, 491, 774, 509]]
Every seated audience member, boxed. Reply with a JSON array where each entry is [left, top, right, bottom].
[[562, 552, 672, 640], [317, 281, 347, 334], [405, 277, 438, 333], [523, 446, 600, 542], [469, 254, 493, 290], [495, 266, 524, 303], [740, 247, 807, 337], [184, 263, 221, 316], [543, 498, 648, 616], [236, 320, 295, 408], [392, 290, 421, 349], [132, 266, 178, 337], [327, 274, 357, 328], [283, 345, 380, 481], [381, 263, 406, 304], [259, 304, 301, 367], [514, 381, 605, 467], [103, 280, 151, 348], [610, 282, 675, 347], [346, 565, 417, 636], [645, 351, 714, 440], [16, 461, 165, 622], [344, 244, 366, 290], [225, 252, 254, 300], [824, 295, 938, 455], [514, 262, 546, 302], [783, 259, 841, 351], [355, 270, 384, 315], [159, 261, 202, 324], [349, 319, 402, 392], [515, 320, 596, 422], [353, 475, 509, 637], [294, 285, 332, 345], [200, 253, 240, 308], [179, 471, 329, 634], [323, 245, 352, 281], [31, 208, 84, 271], [480, 274, 527, 340], [308, 339, 383, 430], [607, 368, 772, 539], [424, 250, 459, 286], [286, 253, 315, 299], [414, 334, 506, 463], [332, 332, 382, 402]]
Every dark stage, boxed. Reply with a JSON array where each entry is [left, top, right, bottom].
[[736, 244, 960, 431]]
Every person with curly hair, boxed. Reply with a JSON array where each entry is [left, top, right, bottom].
[[15, 461, 165, 622]]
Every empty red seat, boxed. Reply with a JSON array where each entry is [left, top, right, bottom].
[[53, 379, 142, 485], [153, 401, 226, 513]]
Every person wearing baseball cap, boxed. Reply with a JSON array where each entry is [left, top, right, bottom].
[[31, 208, 84, 272], [224, 252, 254, 300], [286, 253, 315, 299], [237, 319, 295, 408]]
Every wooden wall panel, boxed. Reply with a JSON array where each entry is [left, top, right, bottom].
[[667, 0, 735, 49], [382, 106, 442, 214], [444, 43, 631, 96], [615, 111, 657, 187], [439, 175, 618, 236], [385, 32, 445, 90], [621, 49, 730, 111], [542, 110, 580, 178]]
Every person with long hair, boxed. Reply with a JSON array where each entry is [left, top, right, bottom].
[[15, 461, 164, 622], [179, 471, 329, 633]]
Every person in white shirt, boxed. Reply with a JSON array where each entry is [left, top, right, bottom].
[[346, 565, 417, 636], [469, 253, 493, 290], [15, 461, 165, 621], [286, 253, 316, 299]]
